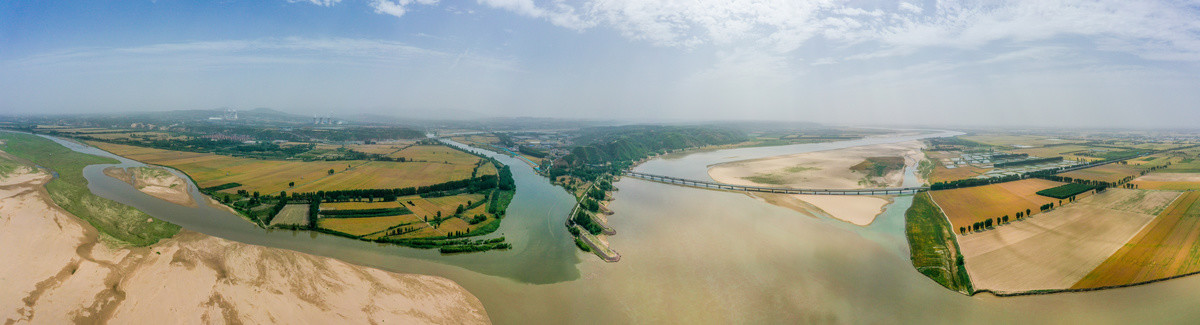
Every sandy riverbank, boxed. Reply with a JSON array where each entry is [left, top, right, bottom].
[[1, 169, 489, 324], [103, 166, 196, 208], [708, 141, 924, 225]]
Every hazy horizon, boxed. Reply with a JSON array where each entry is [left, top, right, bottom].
[[3, 1, 1200, 128]]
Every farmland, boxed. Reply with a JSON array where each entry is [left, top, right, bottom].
[[1011, 144, 1105, 162], [90, 141, 485, 194], [956, 189, 1178, 292], [318, 214, 418, 237], [929, 178, 1064, 233], [1036, 183, 1098, 199], [958, 134, 1076, 147], [1130, 173, 1200, 190], [1059, 163, 1148, 183], [1074, 191, 1200, 289], [270, 204, 310, 226]]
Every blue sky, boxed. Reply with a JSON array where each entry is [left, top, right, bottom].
[[3, 1, 1200, 127]]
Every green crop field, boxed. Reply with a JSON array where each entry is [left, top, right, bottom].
[[1036, 183, 1098, 199]]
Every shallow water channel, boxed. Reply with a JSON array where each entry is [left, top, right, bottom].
[[42, 131, 1200, 324]]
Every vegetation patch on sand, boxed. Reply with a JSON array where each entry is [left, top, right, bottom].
[[0, 132, 179, 246], [850, 156, 905, 186], [905, 192, 973, 294], [956, 189, 1178, 293], [1074, 191, 1200, 289], [710, 141, 922, 189]]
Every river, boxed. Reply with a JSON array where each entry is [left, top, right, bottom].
[[37, 131, 1200, 324]]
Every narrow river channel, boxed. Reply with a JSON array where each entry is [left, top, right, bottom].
[[37, 131, 1200, 324]]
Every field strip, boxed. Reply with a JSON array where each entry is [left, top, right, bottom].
[[1071, 191, 1199, 288], [959, 189, 1170, 292], [289, 160, 376, 190]]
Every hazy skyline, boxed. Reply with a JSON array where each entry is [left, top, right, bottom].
[[2, 1, 1199, 127]]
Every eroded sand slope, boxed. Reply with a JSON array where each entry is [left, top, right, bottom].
[[103, 166, 196, 207], [0, 169, 489, 324]]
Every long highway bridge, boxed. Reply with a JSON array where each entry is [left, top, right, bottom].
[[623, 171, 928, 195]]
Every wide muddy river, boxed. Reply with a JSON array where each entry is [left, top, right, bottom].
[[40, 131, 1200, 324]]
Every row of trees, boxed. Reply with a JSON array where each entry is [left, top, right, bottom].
[[290, 175, 502, 203]]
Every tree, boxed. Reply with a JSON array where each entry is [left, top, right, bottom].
[[456, 204, 464, 214], [328, 168, 335, 175], [1026, 208, 1031, 216], [289, 181, 295, 187]]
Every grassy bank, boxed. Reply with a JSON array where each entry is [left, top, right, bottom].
[[905, 192, 973, 294], [0, 132, 180, 246]]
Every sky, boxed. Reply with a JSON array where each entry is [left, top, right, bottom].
[[2, 0, 1200, 127]]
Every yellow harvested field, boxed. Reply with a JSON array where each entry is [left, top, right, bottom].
[[397, 194, 485, 219], [322, 201, 403, 210], [318, 215, 419, 237], [451, 135, 500, 145], [425, 194, 486, 210], [389, 145, 480, 165], [1074, 191, 1200, 289], [270, 204, 310, 226], [84, 131, 188, 141], [1012, 145, 1103, 162], [90, 142, 479, 194], [959, 135, 1075, 147], [292, 160, 476, 193], [928, 164, 989, 183], [476, 162, 498, 176], [1129, 173, 1200, 190], [957, 189, 1179, 292], [930, 179, 1064, 231], [345, 143, 412, 155], [1060, 164, 1146, 183]]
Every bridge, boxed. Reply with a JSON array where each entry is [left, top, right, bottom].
[[624, 171, 928, 195]]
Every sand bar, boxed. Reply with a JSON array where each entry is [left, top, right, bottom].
[[0, 168, 489, 324], [103, 166, 196, 208], [708, 141, 924, 225]]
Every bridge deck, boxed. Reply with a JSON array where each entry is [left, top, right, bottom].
[[623, 171, 927, 195]]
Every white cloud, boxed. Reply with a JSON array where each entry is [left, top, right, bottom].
[[462, 0, 1200, 63], [10, 37, 516, 72], [898, 2, 922, 14], [370, 0, 440, 18], [288, 0, 343, 7]]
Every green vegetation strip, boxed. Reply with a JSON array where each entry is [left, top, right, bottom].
[[0, 133, 179, 246], [1035, 183, 1097, 199], [905, 192, 973, 294], [202, 182, 242, 192]]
